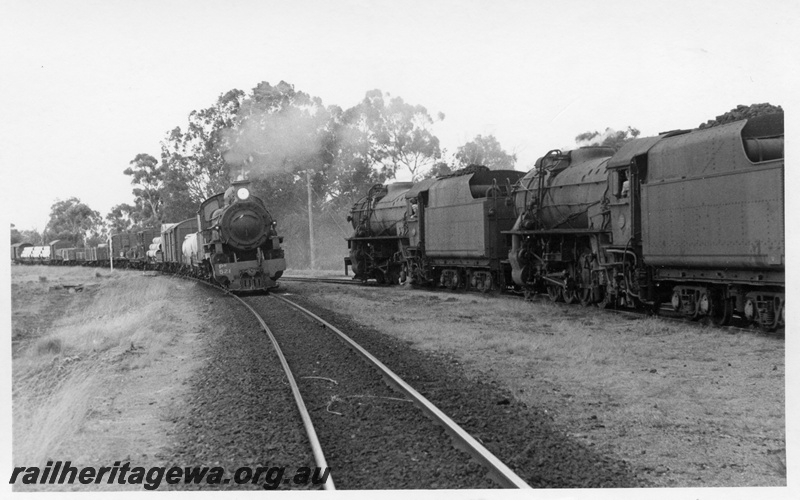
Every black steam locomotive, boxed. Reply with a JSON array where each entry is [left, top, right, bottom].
[[508, 113, 784, 330], [183, 177, 286, 290]]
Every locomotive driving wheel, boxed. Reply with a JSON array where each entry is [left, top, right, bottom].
[[597, 285, 615, 309], [562, 277, 579, 304], [547, 285, 564, 302], [579, 287, 594, 307]]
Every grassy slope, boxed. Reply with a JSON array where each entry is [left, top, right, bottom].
[[11, 266, 207, 489]]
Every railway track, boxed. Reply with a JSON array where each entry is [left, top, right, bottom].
[[267, 293, 531, 489], [228, 292, 336, 490], [280, 276, 372, 286], [238, 290, 531, 489], [183, 274, 529, 488]]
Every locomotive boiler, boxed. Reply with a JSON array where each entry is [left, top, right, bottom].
[[347, 182, 413, 283], [507, 147, 615, 303]]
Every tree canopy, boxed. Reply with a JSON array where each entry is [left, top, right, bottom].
[[455, 134, 516, 170], [44, 198, 101, 247], [123, 153, 165, 228], [103, 82, 449, 267], [29, 80, 652, 266], [10, 224, 43, 246]]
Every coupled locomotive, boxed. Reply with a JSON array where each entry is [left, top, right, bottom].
[[508, 113, 784, 330], [345, 113, 784, 331], [346, 166, 524, 290]]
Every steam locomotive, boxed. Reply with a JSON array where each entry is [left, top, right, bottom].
[[346, 166, 524, 290], [508, 113, 784, 330], [346, 113, 784, 331], [182, 177, 285, 290], [14, 177, 286, 292]]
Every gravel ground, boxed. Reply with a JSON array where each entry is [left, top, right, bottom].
[[163, 284, 638, 489], [269, 290, 639, 488], [246, 293, 497, 489], [164, 286, 318, 491]]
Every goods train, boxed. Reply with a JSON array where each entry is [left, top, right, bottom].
[[13, 177, 286, 292], [346, 113, 784, 331]]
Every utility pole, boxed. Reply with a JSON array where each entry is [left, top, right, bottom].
[[306, 169, 315, 270]]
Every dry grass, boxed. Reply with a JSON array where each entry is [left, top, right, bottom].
[[11, 266, 201, 465]]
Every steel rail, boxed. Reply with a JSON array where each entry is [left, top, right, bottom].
[[270, 293, 532, 489], [180, 275, 336, 491], [281, 276, 355, 284], [231, 294, 336, 491], [281, 276, 368, 286]]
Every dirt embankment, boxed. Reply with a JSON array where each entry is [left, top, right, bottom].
[[11, 266, 209, 491]]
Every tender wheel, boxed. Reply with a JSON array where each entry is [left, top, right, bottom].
[[480, 272, 494, 293], [448, 270, 460, 291], [649, 300, 662, 316], [709, 296, 732, 326]]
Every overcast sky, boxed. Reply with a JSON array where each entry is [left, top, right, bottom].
[[1, 0, 796, 232]]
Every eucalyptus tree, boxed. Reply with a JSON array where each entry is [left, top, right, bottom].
[[455, 134, 517, 170], [43, 197, 101, 246], [123, 153, 165, 227], [161, 89, 246, 204], [341, 89, 443, 181]]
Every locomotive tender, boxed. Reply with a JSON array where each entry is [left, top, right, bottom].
[[508, 113, 784, 330]]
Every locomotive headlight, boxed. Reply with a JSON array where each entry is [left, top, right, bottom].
[[237, 188, 250, 200]]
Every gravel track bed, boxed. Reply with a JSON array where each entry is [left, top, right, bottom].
[[246, 294, 497, 489], [164, 286, 317, 491], [275, 289, 641, 488]]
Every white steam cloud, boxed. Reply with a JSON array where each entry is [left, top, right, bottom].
[[222, 108, 326, 179]]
